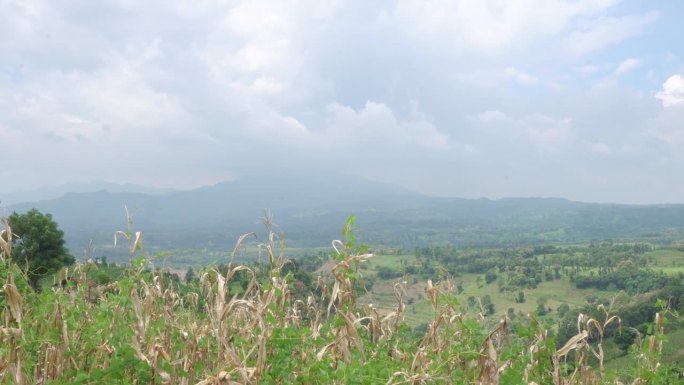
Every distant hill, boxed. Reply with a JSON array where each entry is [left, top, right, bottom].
[[0, 181, 174, 206], [5, 174, 684, 262], [4, 174, 420, 256]]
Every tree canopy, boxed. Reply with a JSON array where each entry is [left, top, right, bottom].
[[8, 209, 74, 289]]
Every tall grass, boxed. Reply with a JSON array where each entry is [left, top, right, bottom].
[[0, 214, 679, 384]]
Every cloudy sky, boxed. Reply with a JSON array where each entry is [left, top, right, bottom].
[[2, 0, 684, 203]]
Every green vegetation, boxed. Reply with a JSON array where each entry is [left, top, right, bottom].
[[7, 209, 74, 289], [1, 213, 683, 383], [340, 232, 684, 376], [15, 184, 684, 266]]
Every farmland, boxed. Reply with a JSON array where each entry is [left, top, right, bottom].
[[2, 214, 684, 384]]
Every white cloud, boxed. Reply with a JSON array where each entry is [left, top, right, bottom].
[[525, 115, 572, 147], [8, 50, 191, 144], [504, 67, 539, 85], [564, 12, 658, 56], [249, 77, 286, 95], [472, 110, 572, 150], [393, 0, 621, 51], [472, 110, 510, 125], [456, 67, 539, 88], [575, 63, 614, 75], [1, 0, 683, 202], [644, 106, 684, 159], [613, 58, 643, 76], [655, 75, 684, 107], [323, 101, 450, 150], [587, 141, 613, 155]]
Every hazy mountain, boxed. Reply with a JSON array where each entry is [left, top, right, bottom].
[[0, 181, 174, 206], [5, 174, 421, 255], [6, 174, 684, 262]]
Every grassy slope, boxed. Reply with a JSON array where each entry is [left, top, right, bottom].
[[603, 328, 684, 374], [645, 248, 684, 264], [360, 253, 612, 324], [359, 249, 684, 369]]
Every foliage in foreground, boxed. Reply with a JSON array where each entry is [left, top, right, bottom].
[[0, 216, 681, 384], [6, 209, 74, 290]]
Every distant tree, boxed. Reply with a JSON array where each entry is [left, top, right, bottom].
[[467, 296, 477, 308], [185, 266, 196, 284], [544, 269, 554, 281], [94, 271, 113, 285], [614, 328, 638, 353], [507, 307, 516, 320], [536, 297, 548, 316], [557, 303, 570, 318], [482, 295, 495, 315], [8, 209, 74, 289], [97, 255, 108, 267], [484, 270, 497, 284], [516, 291, 526, 303], [377, 266, 401, 279]]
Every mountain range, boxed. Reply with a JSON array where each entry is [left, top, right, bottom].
[[0, 181, 173, 206], [4, 174, 684, 262]]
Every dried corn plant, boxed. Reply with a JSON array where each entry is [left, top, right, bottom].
[[0, 212, 678, 384], [0, 218, 12, 262]]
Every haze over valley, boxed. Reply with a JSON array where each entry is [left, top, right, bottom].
[[4, 174, 684, 265]]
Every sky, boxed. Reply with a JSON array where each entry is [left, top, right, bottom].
[[1, 0, 684, 204]]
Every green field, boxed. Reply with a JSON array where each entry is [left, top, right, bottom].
[[645, 249, 684, 278], [354, 244, 684, 372], [360, 253, 615, 326]]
